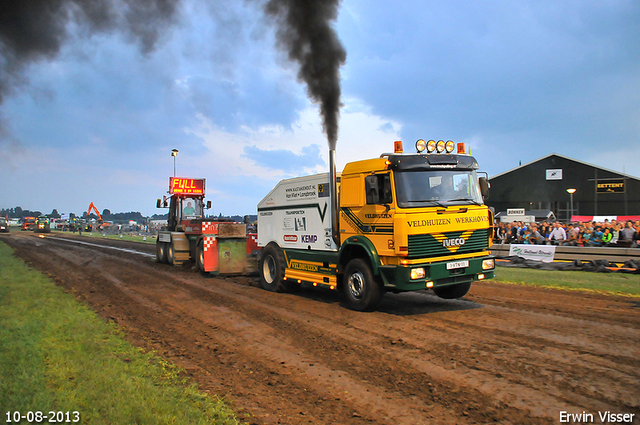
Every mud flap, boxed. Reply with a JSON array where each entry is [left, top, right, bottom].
[[170, 232, 191, 266], [203, 236, 219, 273]]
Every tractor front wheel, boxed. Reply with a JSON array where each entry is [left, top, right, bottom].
[[156, 242, 168, 264]]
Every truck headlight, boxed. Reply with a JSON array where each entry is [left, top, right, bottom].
[[410, 268, 425, 279], [482, 259, 495, 270]]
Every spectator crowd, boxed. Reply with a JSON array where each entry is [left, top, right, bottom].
[[494, 219, 640, 248]]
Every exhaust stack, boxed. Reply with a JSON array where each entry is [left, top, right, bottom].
[[329, 149, 339, 246]]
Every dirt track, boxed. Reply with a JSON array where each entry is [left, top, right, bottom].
[[2, 231, 639, 425]]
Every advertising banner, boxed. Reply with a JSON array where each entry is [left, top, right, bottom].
[[596, 179, 624, 193], [509, 244, 556, 263]]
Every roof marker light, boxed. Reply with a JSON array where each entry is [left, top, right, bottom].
[[415, 139, 427, 153]]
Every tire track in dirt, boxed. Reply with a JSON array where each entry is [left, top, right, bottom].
[[3, 232, 639, 425]]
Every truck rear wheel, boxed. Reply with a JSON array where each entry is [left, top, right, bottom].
[[433, 281, 471, 299], [259, 244, 290, 292], [156, 242, 168, 264], [342, 258, 384, 311]]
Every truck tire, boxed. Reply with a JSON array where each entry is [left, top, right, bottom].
[[433, 281, 471, 299], [156, 241, 168, 264], [342, 258, 384, 311], [196, 240, 205, 273], [259, 244, 289, 292]]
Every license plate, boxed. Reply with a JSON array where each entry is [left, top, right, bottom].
[[446, 260, 469, 270]]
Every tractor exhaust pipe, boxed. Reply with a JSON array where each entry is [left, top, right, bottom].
[[329, 149, 339, 247]]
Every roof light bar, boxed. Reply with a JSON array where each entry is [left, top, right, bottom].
[[416, 139, 460, 154]]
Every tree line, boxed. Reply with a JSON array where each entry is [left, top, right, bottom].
[[1, 207, 256, 224], [1, 207, 168, 224]]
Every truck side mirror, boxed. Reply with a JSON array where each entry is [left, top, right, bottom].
[[206, 201, 212, 209], [479, 177, 490, 200], [156, 199, 162, 208], [365, 175, 379, 204]]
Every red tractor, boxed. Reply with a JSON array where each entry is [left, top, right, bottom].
[[155, 177, 250, 275]]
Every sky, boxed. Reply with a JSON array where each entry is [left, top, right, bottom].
[[1, 0, 639, 217]]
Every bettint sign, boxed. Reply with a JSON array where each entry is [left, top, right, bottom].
[[596, 179, 624, 193]]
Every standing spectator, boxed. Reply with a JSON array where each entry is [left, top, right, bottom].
[[529, 224, 544, 245], [620, 221, 636, 244], [590, 226, 604, 246], [518, 221, 526, 239], [609, 224, 620, 247], [602, 228, 613, 246], [562, 224, 580, 246], [495, 222, 507, 244], [547, 222, 567, 245], [632, 223, 640, 248], [508, 222, 519, 244]]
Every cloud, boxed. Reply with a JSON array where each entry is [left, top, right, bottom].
[[243, 143, 324, 174], [336, 0, 640, 178], [177, 100, 402, 214]]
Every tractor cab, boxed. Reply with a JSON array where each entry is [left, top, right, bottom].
[[157, 177, 210, 232], [161, 194, 211, 231]]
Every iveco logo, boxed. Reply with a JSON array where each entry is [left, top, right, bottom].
[[442, 238, 465, 248]]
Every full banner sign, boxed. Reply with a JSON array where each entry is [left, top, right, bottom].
[[509, 244, 556, 263]]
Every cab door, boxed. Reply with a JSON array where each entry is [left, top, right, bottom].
[[339, 173, 395, 256]]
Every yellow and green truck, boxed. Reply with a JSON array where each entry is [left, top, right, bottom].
[[257, 140, 495, 311]]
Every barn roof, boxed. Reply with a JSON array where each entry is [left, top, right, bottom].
[[490, 153, 640, 182]]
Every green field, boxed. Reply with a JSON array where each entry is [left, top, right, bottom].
[[0, 241, 242, 425], [492, 265, 640, 297]]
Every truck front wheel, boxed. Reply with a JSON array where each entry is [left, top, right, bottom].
[[342, 258, 384, 311], [259, 244, 288, 292], [433, 281, 471, 299]]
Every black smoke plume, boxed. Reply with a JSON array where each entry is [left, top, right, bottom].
[[1, 0, 346, 149], [264, 0, 346, 149], [0, 0, 180, 105]]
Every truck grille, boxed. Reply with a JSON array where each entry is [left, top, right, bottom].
[[408, 228, 489, 259]]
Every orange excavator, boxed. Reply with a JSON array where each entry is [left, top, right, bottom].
[[87, 202, 109, 230]]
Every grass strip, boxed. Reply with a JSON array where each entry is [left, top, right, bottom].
[[51, 229, 156, 244], [492, 266, 640, 297], [0, 241, 241, 424]]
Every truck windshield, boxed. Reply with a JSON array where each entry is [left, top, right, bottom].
[[394, 170, 483, 208]]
